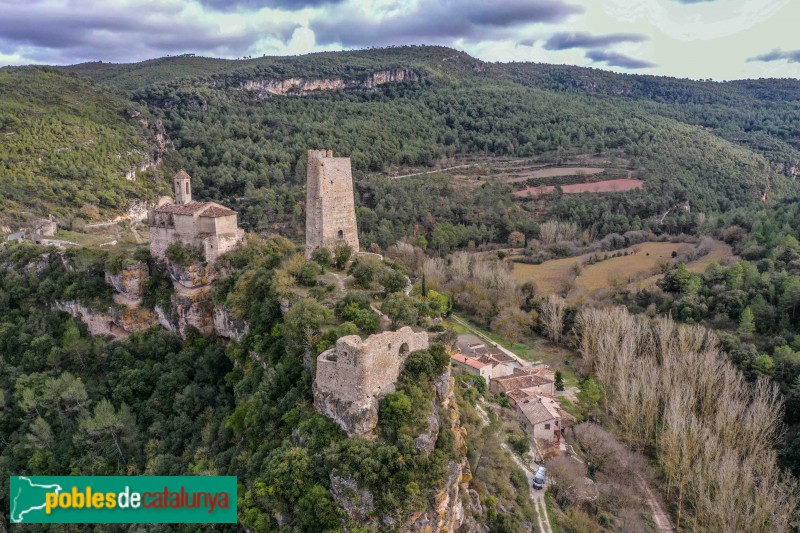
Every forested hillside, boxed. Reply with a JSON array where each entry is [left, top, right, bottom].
[[0, 69, 167, 222], [4, 46, 796, 239]]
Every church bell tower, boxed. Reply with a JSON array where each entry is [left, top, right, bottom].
[[174, 170, 192, 205]]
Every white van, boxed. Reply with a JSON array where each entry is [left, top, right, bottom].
[[532, 466, 546, 490]]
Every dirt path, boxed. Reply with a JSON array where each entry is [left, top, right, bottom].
[[637, 474, 675, 532], [476, 404, 553, 533], [388, 164, 475, 179], [501, 442, 553, 533]]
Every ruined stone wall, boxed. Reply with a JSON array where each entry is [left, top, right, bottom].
[[305, 150, 360, 258], [314, 327, 428, 437]]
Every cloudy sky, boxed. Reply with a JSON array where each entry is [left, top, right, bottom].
[[1, 0, 798, 80]]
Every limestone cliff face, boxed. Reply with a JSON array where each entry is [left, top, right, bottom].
[[241, 68, 423, 98], [105, 261, 148, 301], [167, 262, 216, 290], [155, 287, 215, 337], [55, 301, 155, 338], [328, 365, 472, 532], [213, 304, 249, 341], [406, 366, 471, 533]]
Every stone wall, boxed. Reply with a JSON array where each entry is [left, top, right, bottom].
[[314, 327, 428, 437], [305, 150, 360, 258]]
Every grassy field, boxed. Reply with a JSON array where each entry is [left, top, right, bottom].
[[512, 240, 732, 296]]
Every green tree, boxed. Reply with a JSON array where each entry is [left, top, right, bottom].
[[333, 244, 353, 269], [283, 298, 331, 357], [738, 306, 756, 337], [577, 379, 604, 422], [381, 293, 418, 329], [752, 354, 775, 378], [554, 371, 565, 392]]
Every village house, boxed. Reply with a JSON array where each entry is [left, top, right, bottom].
[[490, 367, 555, 396], [450, 353, 493, 381], [515, 394, 574, 445], [148, 170, 244, 263]]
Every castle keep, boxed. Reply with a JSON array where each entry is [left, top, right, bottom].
[[148, 170, 244, 263], [305, 150, 360, 258], [314, 327, 429, 437]]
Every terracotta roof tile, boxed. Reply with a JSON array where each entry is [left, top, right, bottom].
[[152, 201, 207, 215], [199, 205, 237, 218]]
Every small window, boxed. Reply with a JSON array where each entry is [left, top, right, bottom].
[[185, 182, 189, 194], [337, 229, 344, 239], [544, 423, 550, 430]]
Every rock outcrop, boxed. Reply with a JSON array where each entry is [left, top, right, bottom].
[[56, 301, 155, 338], [407, 366, 471, 532], [328, 365, 472, 532], [213, 304, 249, 341], [104, 261, 148, 302], [241, 69, 423, 98], [167, 262, 216, 290]]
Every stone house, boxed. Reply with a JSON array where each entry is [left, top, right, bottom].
[[30, 216, 57, 243], [148, 170, 244, 263], [515, 394, 574, 445], [490, 367, 555, 396], [450, 353, 493, 381]]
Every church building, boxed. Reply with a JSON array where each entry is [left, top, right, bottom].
[[148, 170, 244, 263]]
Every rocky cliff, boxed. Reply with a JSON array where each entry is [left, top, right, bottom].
[[240, 68, 423, 98], [328, 365, 472, 532], [54, 256, 251, 341], [55, 300, 155, 339]]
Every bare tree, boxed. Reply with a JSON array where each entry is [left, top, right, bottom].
[[539, 294, 566, 344]]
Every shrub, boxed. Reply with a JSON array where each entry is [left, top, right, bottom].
[[165, 242, 204, 266], [311, 247, 332, 267]]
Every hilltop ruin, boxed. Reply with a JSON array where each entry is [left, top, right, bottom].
[[313, 327, 428, 437], [305, 149, 360, 258]]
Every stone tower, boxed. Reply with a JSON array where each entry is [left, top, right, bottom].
[[305, 149, 360, 258], [174, 169, 192, 205]]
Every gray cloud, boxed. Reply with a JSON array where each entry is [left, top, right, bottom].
[[0, 0, 297, 64], [586, 50, 656, 69], [669, 0, 718, 3], [311, 0, 584, 47], [200, 0, 345, 12], [747, 48, 800, 63], [543, 31, 647, 51]]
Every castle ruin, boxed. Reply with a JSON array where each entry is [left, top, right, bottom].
[[314, 327, 429, 437], [305, 149, 360, 258], [148, 170, 245, 263]]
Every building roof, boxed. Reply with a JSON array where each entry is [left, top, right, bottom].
[[516, 394, 574, 427], [199, 205, 237, 218], [493, 371, 553, 392], [152, 201, 208, 215], [518, 396, 560, 426], [174, 169, 191, 181], [451, 354, 489, 370]]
